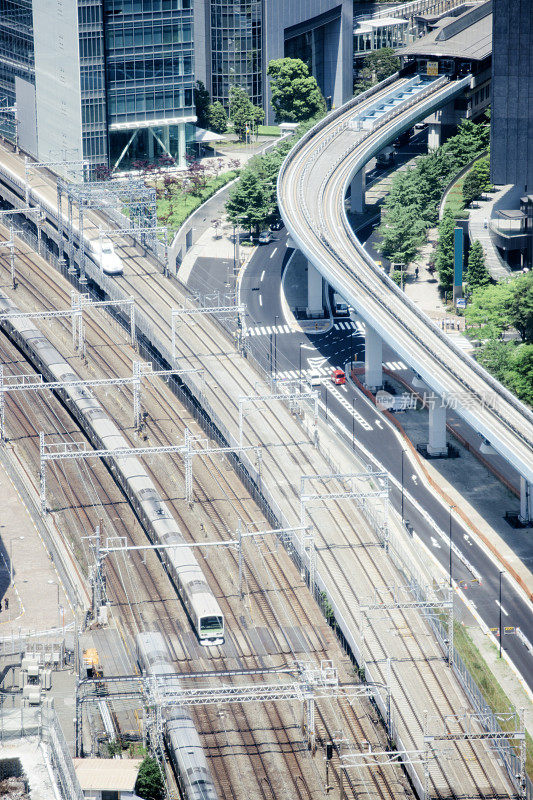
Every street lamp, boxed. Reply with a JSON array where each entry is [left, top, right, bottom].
[[448, 505, 456, 587], [499, 570, 504, 658], [274, 314, 278, 376], [299, 343, 303, 393], [401, 449, 405, 523]]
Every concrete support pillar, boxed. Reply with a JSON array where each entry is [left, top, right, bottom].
[[306, 262, 323, 317], [519, 476, 533, 523], [427, 403, 447, 456], [428, 122, 441, 151], [147, 128, 155, 160], [178, 123, 186, 170], [350, 169, 364, 214], [364, 324, 383, 389]]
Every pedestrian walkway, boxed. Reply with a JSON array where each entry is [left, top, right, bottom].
[[468, 184, 519, 281], [0, 451, 73, 634]]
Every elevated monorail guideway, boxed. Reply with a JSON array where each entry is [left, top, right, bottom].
[[278, 72, 533, 512]]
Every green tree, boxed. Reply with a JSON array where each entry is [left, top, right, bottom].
[[135, 757, 164, 800], [353, 48, 400, 95], [504, 344, 533, 405], [466, 240, 490, 289], [377, 206, 426, 265], [506, 270, 533, 343], [226, 168, 274, 234], [435, 210, 457, 293], [267, 57, 326, 122], [462, 157, 491, 206], [465, 281, 514, 339], [229, 86, 264, 140], [365, 47, 400, 82], [207, 101, 228, 134], [194, 80, 211, 130], [476, 339, 513, 382]]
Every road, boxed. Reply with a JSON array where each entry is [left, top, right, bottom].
[[233, 228, 533, 692]]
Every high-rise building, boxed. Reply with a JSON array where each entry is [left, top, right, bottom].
[[0, 0, 352, 169], [491, 0, 533, 189], [202, 0, 353, 122], [0, 0, 196, 170]]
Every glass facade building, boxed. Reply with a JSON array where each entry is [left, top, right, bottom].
[[210, 0, 262, 110], [0, 0, 196, 170], [0, 0, 34, 141]]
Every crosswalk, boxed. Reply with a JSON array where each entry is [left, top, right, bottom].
[[246, 324, 292, 336], [275, 360, 407, 381], [246, 320, 363, 337], [382, 360, 407, 371]]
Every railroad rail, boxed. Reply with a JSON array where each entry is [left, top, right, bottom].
[[277, 73, 533, 486], [0, 144, 518, 798]]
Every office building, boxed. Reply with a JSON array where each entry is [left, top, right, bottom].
[[490, 0, 533, 190], [0, 0, 352, 169], [0, 0, 196, 171], [202, 1, 353, 123]]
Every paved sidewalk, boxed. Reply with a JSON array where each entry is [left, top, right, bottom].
[[0, 452, 73, 634], [468, 184, 520, 281]]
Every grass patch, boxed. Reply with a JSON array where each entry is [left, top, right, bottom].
[[156, 170, 238, 234], [257, 124, 281, 136], [453, 622, 533, 781]]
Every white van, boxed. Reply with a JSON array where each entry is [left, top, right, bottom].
[[308, 369, 322, 387]]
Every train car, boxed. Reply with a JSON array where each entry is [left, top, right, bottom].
[[136, 632, 219, 800], [0, 291, 224, 645], [88, 237, 124, 276]]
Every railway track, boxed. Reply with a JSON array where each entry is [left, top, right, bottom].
[[0, 245, 409, 800], [0, 142, 517, 795]]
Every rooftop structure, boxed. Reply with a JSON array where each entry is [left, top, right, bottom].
[[74, 758, 142, 796], [400, 0, 492, 63]]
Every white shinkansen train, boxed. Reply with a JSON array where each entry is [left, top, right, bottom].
[[136, 631, 218, 800], [0, 291, 224, 645]]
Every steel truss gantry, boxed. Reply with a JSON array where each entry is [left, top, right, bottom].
[[0, 359, 194, 441], [99, 225, 169, 276], [98, 522, 309, 603], [423, 709, 526, 799], [238, 389, 319, 448], [75, 661, 387, 758], [72, 292, 136, 355], [24, 156, 88, 204], [0, 304, 81, 369], [0, 205, 47, 262], [57, 178, 157, 281], [359, 582, 454, 667], [38, 428, 261, 513], [339, 744, 432, 800], [299, 471, 390, 594], [182, 427, 261, 503], [171, 304, 247, 358]]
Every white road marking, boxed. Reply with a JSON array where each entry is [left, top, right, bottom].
[[259, 296, 263, 307], [308, 355, 329, 369], [411, 474, 417, 484], [375, 419, 383, 429], [327, 384, 373, 431], [340, 384, 348, 392], [495, 600, 509, 617], [430, 537, 441, 549], [463, 534, 472, 546], [260, 270, 265, 281], [301, 344, 316, 351], [270, 247, 278, 258]]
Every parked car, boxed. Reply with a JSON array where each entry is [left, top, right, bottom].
[[258, 231, 272, 244]]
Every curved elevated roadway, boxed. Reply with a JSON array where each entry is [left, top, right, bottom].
[[278, 73, 533, 488]]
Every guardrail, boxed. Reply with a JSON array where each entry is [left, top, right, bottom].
[[277, 73, 533, 475]]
